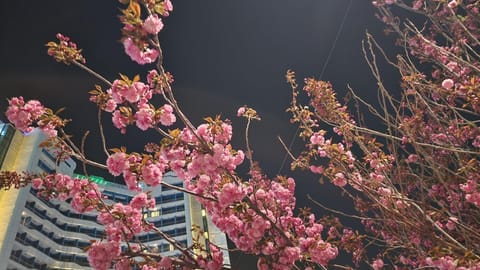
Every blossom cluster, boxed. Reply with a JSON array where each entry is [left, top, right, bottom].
[[89, 73, 176, 134], [6, 96, 65, 138], [6, 97, 45, 133], [31, 173, 101, 213], [102, 106, 340, 268], [119, 0, 173, 64], [283, 1, 480, 268], [90, 192, 158, 269], [6, 0, 340, 269], [177, 118, 338, 269], [4, 0, 480, 269], [17, 171, 178, 270], [46, 33, 86, 65]]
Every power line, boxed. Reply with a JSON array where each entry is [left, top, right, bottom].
[[277, 0, 353, 175], [319, 0, 353, 80]]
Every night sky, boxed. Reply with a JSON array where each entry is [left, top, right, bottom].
[[0, 1, 399, 268]]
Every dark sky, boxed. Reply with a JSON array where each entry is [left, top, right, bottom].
[[0, 1, 398, 268]]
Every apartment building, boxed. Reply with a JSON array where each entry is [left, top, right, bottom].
[[0, 122, 230, 270]]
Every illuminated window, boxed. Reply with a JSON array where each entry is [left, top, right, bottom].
[[201, 209, 206, 217]]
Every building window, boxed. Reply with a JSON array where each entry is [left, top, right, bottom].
[[150, 210, 160, 218], [155, 192, 184, 204], [162, 204, 185, 215], [41, 148, 57, 163], [0, 123, 15, 167], [37, 160, 55, 174]]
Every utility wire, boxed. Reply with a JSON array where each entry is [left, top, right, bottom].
[[318, 0, 354, 80], [277, 0, 353, 175]]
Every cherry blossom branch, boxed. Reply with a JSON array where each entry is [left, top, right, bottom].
[[68, 152, 108, 170], [446, 8, 480, 47], [244, 116, 255, 168], [306, 194, 370, 221], [56, 128, 108, 170], [410, 201, 480, 259], [350, 124, 480, 155], [160, 182, 218, 202], [97, 109, 110, 157], [148, 226, 199, 268], [277, 135, 297, 162], [80, 130, 90, 176], [404, 23, 480, 74], [153, 126, 172, 139], [72, 59, 113, 87], [141, 4, 209, 150]]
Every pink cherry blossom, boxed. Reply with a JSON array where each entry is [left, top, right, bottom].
[[123, 37, 159, 65], [310, 131, 326, 145], [143, 14, 164, 35], [424, 256, 458, 270], [105, 99, 117, 112], [141, 162, 163, 186], [332, 172, 347, 187], [130, 192, 149, 209], [123, 37, 142, 62], [110, 80, 128, 104], [39, 122, 58, 138], [106, 152, 130, 176], [460, 179, 476, 193], [445, 217, 457, 230], [112, 110, 129, 134], [473, 135, 480, 148], [278, 246, 301, 266], [442, 78, 455, 90], [157, 257, 173, 269], [124, 84, 142, 103], [31, 178, 43, 189], [307, 240, 338, 266], [197, 244, 223, 270], [237, 106, 246, 117], [97, 210, 114, 225], [129, 82, 150, 103], [71, 192, 94, 213], [123, 170, 141, 191], [162, 0, 173, 16], [218, 182, 246, 208], [159, 104, 176, 126], [309, 165, 324, 174], [372, 258, 384, 270], [406, 154, 420, 163], [135, 105, 154, 130], [412, 0, 423, 10], [448, 0, 458, 8], [87, 241, 121, 270], [146, 69, 162, 92], [6, 97, 46, 133]]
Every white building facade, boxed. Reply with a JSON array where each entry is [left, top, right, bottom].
[[0, 123, 77, 270], [0, 123, 230, 270]]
